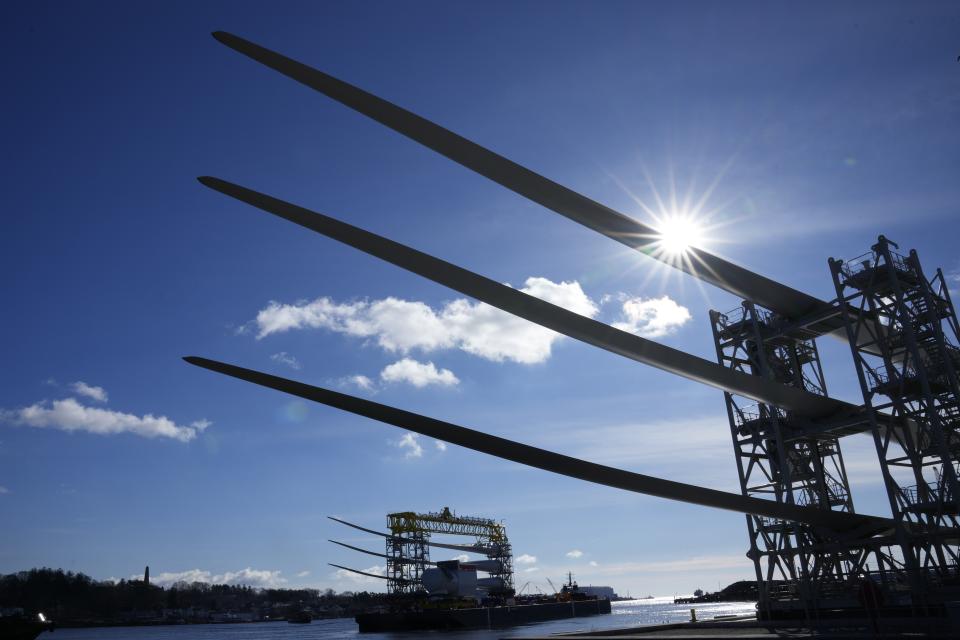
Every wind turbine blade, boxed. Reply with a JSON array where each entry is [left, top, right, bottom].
[[210, 31, 826, 320], [328, 563, 392, 581], [184, 356, 892, 537], [328, 516, 390, 538], [328, 539, 389, 560], [328, 517, 493, 554], [328, 539, 436, 564], [197, 176, 849, 420]]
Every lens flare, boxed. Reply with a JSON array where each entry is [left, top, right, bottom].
[[656, 213, 705, 256]]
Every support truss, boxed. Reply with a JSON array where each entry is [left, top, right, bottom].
[[386, 508, 514, 596], [385, 529, 428, 595], [830, 236, 960, 607], [711, 302, 890, 617]]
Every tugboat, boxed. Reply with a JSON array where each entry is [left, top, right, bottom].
[[557, 572, 589, 601]]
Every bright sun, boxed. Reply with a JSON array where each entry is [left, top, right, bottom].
[[657, 214, 705, 256]]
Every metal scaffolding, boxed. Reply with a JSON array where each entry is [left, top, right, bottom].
[[386, 508, 514, 596], [385, 528, 428, 595], [830, 236, 960, 608], [711, 302, 869, 617]]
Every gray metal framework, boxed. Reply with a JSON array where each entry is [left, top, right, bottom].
[[709, 302, 909, 618], [386, 529, 428, 595], [830, 236, 960, 608]]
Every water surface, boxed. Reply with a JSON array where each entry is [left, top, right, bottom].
[[54, 599, 757, 639]]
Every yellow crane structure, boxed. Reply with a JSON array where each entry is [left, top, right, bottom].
[[386, 507, 513, 596]]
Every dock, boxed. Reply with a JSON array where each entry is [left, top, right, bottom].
[[511, 613, 960, 639]]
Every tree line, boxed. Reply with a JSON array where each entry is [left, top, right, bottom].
[[0, 568, 388, 625]]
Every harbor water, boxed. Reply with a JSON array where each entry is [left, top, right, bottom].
[[52, 598, 757, 639]]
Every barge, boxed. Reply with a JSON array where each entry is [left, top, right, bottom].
[[356, 571, 610, 632], [356, 596, 610, 632]]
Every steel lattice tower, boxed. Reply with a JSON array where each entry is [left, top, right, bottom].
[[711, 303, 864, 617], [385, 529, 428, 595], [830, 236, 960, 608]]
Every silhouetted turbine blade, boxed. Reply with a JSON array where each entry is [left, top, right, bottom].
[[210, 30, 826, 320], [328, 516, 392, 538], [328, 517, 493, 554], [328, 540, 435, 565], [328, 563, 392, 581], [197, 176, 850, 420], [327, 516, 494, 554], [329, 540, 390, 561], [184, 356, 892, 537]]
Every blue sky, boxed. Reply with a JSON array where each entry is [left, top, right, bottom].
[[2, 1, 959, 596]]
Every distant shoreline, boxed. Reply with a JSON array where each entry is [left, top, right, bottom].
[[56, 618, 343, 629]]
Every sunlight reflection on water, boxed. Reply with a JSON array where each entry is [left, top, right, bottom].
[[53, 599, 757, 639]]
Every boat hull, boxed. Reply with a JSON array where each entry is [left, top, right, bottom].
[[356, 598, 611, 632]]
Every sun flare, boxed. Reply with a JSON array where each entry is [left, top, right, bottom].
[[656, 214, 705, 256]]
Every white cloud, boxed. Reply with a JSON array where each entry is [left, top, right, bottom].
[[70, 381, 108, 403], [612, 296, 691, 338], [395, 432, 423, 458], [451, 554, 470, 562], [270, 352, 302, 370], [589, 561, 598, 567], [587, 554, 747, 576], [441, 278, 598, 364], [0, 486, 9, 495], [295, 570, 311, 578], [434, 440, 447, 451], [334, 564, 386, 585], [340, 374, 376, 392], [146, 567, 287, 588], [566, 549, 584, 559], [2, 398, 209, 442], [516, 554, 537, 565], [251, 277, 599, 365], [523, 567, 540, 573], [190, 419, 212, 432], [380, 359, 459, 388]]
